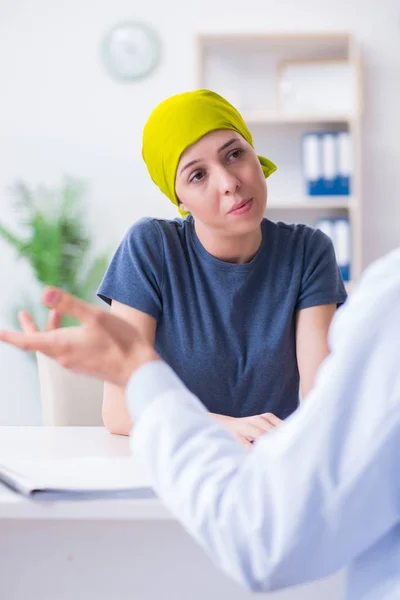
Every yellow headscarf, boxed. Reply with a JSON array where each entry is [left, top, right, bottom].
[[142, 89, 277, 217]]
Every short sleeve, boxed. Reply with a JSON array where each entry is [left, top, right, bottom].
[[295, 228, 348, 312], [97, 218, 164, 320]]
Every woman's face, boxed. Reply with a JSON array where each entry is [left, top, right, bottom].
[[175, 130, 267, 234]]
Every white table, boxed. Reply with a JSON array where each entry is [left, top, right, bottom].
[[0, 427, 345, 600]]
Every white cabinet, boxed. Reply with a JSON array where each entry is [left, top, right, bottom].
[[196, 32, 363, 286]]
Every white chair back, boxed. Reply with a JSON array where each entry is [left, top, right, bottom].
[[37, 352, 104, 426]]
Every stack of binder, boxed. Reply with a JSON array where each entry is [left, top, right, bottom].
[[302, 131, 352, 196], [315, 217, 351, 282]]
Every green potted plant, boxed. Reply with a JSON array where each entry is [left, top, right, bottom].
[[0, 176, 110, 425], [0, 176, 109, 328]]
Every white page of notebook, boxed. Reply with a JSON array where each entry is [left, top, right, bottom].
[[0, 456, 152, 495]]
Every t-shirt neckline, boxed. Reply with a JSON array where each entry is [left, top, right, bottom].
[[187, 215, 268, 272]]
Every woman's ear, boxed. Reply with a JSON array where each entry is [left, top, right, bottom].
[[176, 194, 188, 214]]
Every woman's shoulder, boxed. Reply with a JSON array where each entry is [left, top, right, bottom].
[[117, 216, 190, 260], [264, 217, 314, 237], [263, 218, 331, 251], [126, 215, 190, 244]]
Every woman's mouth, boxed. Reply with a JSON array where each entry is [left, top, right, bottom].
[[229, 198, 253, 216]]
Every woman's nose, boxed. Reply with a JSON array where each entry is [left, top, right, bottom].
[[216, 167, 241, 195]]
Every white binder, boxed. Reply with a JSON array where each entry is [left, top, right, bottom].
[[303, 134, 321, 182], [337, 132, 352, 177], [322, 133, 336, 181]]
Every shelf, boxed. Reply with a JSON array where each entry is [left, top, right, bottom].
[[242, 111, 357, 125], [198, 32, 353, 42], [197, 32, 353, 58], [197, 31, 362, 280], [267, 198, 353, 210]]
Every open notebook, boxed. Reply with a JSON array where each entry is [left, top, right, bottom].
[[0, 456, 155, 500]]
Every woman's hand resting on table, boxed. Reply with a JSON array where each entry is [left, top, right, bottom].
[[213, 413, 282, 448]]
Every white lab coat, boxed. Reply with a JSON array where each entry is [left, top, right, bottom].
[[128, 249, 400, 599]]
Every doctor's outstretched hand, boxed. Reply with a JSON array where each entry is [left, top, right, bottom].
[[0, 288, 159, 387]]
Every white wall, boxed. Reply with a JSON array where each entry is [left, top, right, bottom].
[[0, 0, 399, 424]]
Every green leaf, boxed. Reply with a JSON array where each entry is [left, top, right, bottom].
[[0, 223, 25, 255]]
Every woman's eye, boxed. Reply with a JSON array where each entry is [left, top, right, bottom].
[[190, 171, 205, 183], [228, 149, 243, 161]]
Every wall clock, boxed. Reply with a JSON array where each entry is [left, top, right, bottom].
[[101, 21, 161, 82]]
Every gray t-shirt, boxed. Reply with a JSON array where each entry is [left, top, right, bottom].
[[98, 216, 347, 419]]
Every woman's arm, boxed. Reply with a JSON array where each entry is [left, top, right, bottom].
[[102, 300, 157, 435], [295, 304, 336, 398], [211, 304, 336, 443]]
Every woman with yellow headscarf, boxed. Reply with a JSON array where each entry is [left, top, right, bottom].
[[98, 89, 347, 443]]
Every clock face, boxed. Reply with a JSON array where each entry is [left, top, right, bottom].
[[101, 22, 161, 82]]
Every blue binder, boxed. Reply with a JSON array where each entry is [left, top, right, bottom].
[[302, 132, 351, 196], [315, 217, 351, 282]]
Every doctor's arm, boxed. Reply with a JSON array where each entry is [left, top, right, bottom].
[[129, 296, 400, 592]]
